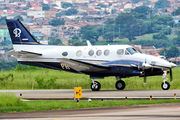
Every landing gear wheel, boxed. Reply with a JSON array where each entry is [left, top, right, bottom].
[[91, 81, 101, 91], [115, 80, 125, 90], [161, 81, 170, 90]]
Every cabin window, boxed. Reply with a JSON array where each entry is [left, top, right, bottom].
[[89, 50, 94, 56], [76, 50, 82, 57], [104, 50, 110, 56], [62, 52, 68, 56], [125, 50, 130, 55], [96, 50, 102, 56], [117, 49, 124, 55]]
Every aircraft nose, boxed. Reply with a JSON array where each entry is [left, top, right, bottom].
[[170, 62, 177, 68]]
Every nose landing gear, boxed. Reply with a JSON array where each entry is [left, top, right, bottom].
[[161, 71, 170, 90], [90, 79, 101, 91]]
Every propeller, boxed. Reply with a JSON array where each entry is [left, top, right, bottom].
[[143, 72, 147, 86], [143, 57, 149, 86], [170, 68, 173, 82]]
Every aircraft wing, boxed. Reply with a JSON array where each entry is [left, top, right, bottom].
[[8, 50, 42, 58], [56, 58, 110, 72]]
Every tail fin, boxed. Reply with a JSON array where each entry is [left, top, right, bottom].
[[6, 19, 40, 45]]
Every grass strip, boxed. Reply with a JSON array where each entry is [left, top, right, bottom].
[[0, 66, 180, 89], [0, 93, 180, 113]]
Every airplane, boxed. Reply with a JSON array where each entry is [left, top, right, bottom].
[[6, 19, 177, 91]]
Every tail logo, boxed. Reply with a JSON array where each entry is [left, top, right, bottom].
[[13, 28, 21, 37]]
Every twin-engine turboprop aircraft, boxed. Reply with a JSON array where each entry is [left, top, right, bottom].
[[6, 19, 177, 91]]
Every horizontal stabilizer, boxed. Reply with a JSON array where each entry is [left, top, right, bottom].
[[8, 50, 42, 58], [56, 58, 110, 72]]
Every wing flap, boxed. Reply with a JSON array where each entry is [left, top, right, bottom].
[[56, 58, 110, 72], [8, 50, 42, 58]]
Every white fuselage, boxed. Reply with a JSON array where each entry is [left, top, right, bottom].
[[13, 44, 176, 69]]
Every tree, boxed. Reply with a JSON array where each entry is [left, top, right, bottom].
[[65, 9, 78, 16], [115, 13, 140, 42], [96, 11, 101, 15], [27, 1, 31, 8], [68, 36, 83, 46], [0, 17, 7, 25], [41, 3, 50, 11], [171, 7, 180, 16], [163, 27, 172, 35], [102, 32, 119, 42], [48, 37, 63, 45], [23, 7, 28, 10], [4, 7, 10, 10], [152, 15, 173, 25], [104, 10, 110, 15], [80, 25, 95, 35], [14, 15, 23, 21], [131, 5, 151, 15], [104, 18, 115, 25], [111, 9, 117, 14], [172, 31, 180, 46], [153, 33, 169, 40], [81, 30, 99, 44], [154, 0, 170, 9], [132, 39, 171, 48], [143, 21, 154, 34], [49, 19, 65, 26], [135, 13, 147, 20], [81, 12, 88, 15], [61, 2, 72, 8], [0, 41, 8, 46], [159, 45, 180, 58]]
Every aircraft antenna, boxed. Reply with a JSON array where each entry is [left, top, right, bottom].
[[86, 40, 92, 46]]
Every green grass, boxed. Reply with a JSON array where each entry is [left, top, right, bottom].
[[0, 92, 180, 113], [97, 33, 178, 45], [0, 92, 26, 107], [0, 67, 180, 90]]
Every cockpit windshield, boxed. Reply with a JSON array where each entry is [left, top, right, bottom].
[[126, 47, 139, 55]]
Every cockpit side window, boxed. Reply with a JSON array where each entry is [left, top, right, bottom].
[[125, 50, 130, 55], [126, 47, 139, 55]]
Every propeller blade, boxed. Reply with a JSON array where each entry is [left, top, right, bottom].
[[170, 68, 172, 82], [143, 72, 147, 86], [144, 76, 146, 83], [151, 67, 153, 72]]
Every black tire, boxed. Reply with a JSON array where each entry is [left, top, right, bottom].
[[161, 81, 170, 90], [91, 81, 101, 91], [115, 80, 125, 90]]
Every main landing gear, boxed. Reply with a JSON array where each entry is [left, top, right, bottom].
[[161, 71, 170, 90], [115, 80, 126, 90], [115, 76, 126, 90], [90, 77, 126, 91]]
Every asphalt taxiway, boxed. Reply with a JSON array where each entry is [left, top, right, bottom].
[[0, 89, 180, 120], [0, 103, 180, 120], [0, 89, 179, 100]]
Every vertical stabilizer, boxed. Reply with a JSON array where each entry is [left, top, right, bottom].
[[6, 19, 40, 48]]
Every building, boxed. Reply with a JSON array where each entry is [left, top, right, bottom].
[[45, 11, 56, 18], [0, 27, 11, 42], [27, 11, 45, 19]]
